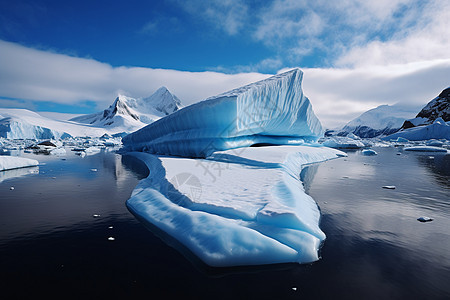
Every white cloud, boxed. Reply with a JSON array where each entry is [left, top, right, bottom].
[[337, 1, 450, 67], [0, 40, 269, 109], [1, 40, 449, 130], [198, 0, 449, 69]]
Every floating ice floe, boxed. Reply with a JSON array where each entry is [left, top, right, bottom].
[[361, 149, 377, 156], [126, 146, 345, 267], [84, 147, 101, 154], [382, 186, 396, 189], [49, 147, 66, 156], [0, 156, 39, 171], [123, 69, 323, 158], [321, 136, 365, 149], [426, 139, 445, 147], [404, 146, 448, 152], [417, 216, 433, 222]]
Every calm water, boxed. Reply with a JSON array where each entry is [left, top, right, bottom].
[[0, 147, 449, 299]]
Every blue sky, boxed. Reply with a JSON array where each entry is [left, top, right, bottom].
[[1, 0, 449, 127]]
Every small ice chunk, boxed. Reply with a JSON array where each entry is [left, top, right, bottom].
[[10, 186, 14, 190], [90, 168, 98, 172], [108, 237, 115, 241], [108, 226, 113, 229], [417, 216, 433, 222], [362, 149, 377, 156], [396, 137, 409, 143], [382, 186, 396, 189], [93, 214, 101, 218], [292, 287, 297, 291]]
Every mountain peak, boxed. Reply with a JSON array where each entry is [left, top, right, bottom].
[[69, 88, 183, 131], [143, 86, 182, 115], [402, 87, 450, 129]]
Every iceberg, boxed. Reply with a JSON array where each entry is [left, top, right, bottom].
[[362, 149, 377, 156], [123, 69, 323, 158], [126, 146, 345, 267], [0, 156, 39, 171]]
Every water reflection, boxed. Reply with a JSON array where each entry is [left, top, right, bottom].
[[0, 150, 144, 243], [0, 166, 39, 183], [412, 152, 450, 187], [307, 146, 450, 298]]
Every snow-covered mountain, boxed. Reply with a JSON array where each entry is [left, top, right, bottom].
[[338, 104, 417, 138], [0, 87, 182, 139], [402, 87, 450, 129], [70, 87, 182, 131], [0, 108, 111, 139]]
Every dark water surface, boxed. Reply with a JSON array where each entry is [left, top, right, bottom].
[[0, 147, 449, 299]]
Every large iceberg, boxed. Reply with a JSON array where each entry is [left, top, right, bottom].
[[126, 146, 345, 267], [123, 69, 323, 158]]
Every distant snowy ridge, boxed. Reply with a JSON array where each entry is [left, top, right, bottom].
[[402, 87, 450, 129], [0, 108, 115, 139], [0, 87, 182, 139], [339, 104, 417, 138], [70, 87, 182, 132], [123, 68, 323, 157], [383, 117, 450, 141]]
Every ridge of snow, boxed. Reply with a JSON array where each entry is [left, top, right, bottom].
[[0, 108, 120, 138]]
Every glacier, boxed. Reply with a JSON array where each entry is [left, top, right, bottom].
[[123, 69, 323, 158], [0, 108, 117, 139], [383, 118, 450, 141], [126, 146, 345, 267]]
